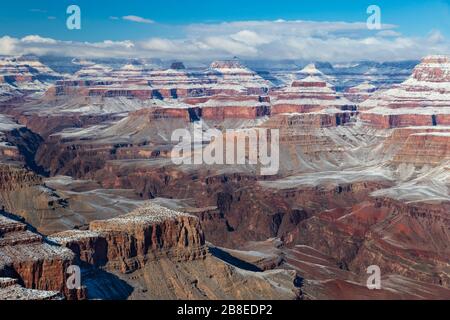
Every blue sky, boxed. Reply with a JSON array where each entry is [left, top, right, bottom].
[[1, 0, 450, 61], [1, 0, 450, 40]]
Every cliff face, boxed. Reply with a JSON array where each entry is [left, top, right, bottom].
[[51, 203, 301, 300], [0, 164, 41, 191], [263, 112, 354, 130], [360, 112, 450, 129], [52, 204, 207, 273], [0, 212, 83, 299], [0, 164, 80, 234], [360, 55, 450, 128], [200, 104, 271, 120], [391, 132, 450, 165], [0, 277, 63, 300], [284, 198, 450, 289], [270, 65, 355, 114], [350, 198, 450, 287]]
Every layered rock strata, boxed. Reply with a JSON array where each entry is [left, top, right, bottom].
[[0, 212, 82, 299], [51, 203, 301, 300]]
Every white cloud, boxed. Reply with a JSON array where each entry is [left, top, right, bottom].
[[29, 9, 47, 13], [0, 36, 19, 55], [428, 30, 445, 44], [21, 35, 57, 44], [91, 40, 135, 49], [184, 20, 397, 39], [141, 38, 179, 52], [204, 36, 258, 56], [377, 30, 402, 37], [122, 15, 154, 24], [230, 30, 272, 46], [1, 20, 449, 62]]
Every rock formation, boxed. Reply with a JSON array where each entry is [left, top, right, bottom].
[[360, 55, 450, 128], [0, 277, 63, 300], [344, 82, 377, 103], [50, 203, 301, 300], [0, 211, 83, 299], [270, 64, 355, 115], [1, 54, 450, 300]]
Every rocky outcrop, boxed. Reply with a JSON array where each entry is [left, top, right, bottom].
[[51, 203, 301, 300], [207, 60, 270, 96], [350, 198, 450, 287], [271, 64, 355, 114], [391, 132, 450, 165], [0, 212, 83, 299], [0, 277, 63, 300], [0, 165, 70, 233], [0, 56, 60, 83], [0, 164, 135, 235], [0, 164, 42, 191], [284, 197, 450, 289], [361, 55, 450, 128], [52, 203, 207, 273], [412, 55, 450, 81], [0, 114, 24, 164], [227, 240, 450, 300], [360, 110, 450, 129], [0, 56, 60, 101]]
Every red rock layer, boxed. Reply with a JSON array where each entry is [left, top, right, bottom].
[[360, 112, 450, 129], [270, 69, 355, 115], [285, 197, 450, 288], [0, 164, 42, 191], [350, 198, 450, 287], [132, 107, 193, 121], [0, 213, 84, 299], [51, 204, 207, 274], [391, 133, 450, 165], [263, 112, 353, 131], [360, 55, 450, 128]]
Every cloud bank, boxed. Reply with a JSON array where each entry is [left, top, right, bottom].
[[122, 15, 155, 24], [0, 20, 448, 62]]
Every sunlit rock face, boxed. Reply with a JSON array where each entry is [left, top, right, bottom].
[[0, 56, 61, 102], [49, 203, 301, 300], [270, 64, 355, 115], [207, 60, 271, 95], [0, 56, 59, 82], [172, 60, 273, 121], [0, 212, 84, 300], [360, 55, 450, 128]]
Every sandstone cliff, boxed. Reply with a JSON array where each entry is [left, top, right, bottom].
[[0, 212, 83, 299], [51, 203, 301, 300]]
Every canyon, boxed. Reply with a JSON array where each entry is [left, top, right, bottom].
[[0, 54, 448, 300]]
